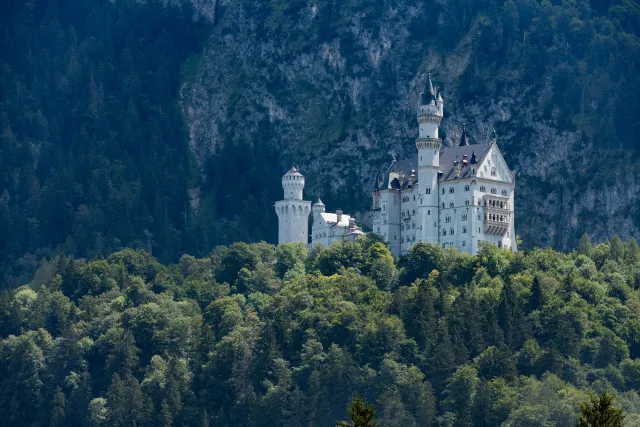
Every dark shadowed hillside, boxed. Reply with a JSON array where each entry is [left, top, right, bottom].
[[2, 0, 640, 285]]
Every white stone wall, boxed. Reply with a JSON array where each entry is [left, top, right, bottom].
[[275, 200, 311, 244]]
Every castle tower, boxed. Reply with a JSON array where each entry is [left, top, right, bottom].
[[416, 71, 443, 244], [275, 167, 312, 244], [312, 198, 326, 219]]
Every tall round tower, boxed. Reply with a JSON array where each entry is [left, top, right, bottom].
[[275, 167, 312, 244], [416, 71, 443, 244]]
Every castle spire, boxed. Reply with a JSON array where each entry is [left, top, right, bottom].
[[459, 123, 469, 146], [421, 69, 436, 105]]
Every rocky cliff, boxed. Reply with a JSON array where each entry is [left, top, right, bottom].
[[180, 0, 640, 250]]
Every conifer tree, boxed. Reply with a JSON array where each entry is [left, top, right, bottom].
[[576, 391, 623, 427], [579, 233, 593, 257], [336, 396, 377, 427]]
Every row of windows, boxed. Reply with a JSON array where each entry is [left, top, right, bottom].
[[485, 199, 508, 209], [441, 241, 466, 248], [485, 213, 508, 222], [401, 223, 417, 231], [401, 235, 416, 243], [441, 226, 468, 236]]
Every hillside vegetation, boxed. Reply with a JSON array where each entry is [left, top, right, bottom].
[[2, 236, 640, 426], [2, 0, 640, 287]]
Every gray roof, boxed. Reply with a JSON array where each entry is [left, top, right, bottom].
[[285, 166, 303, 176], [379, 142, 492, 187]]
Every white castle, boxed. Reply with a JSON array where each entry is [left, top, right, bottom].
[[276, 72, 516, 257], [275, 167, 364, 247]]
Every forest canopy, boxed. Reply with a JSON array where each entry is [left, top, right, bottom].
[[1, 236, 640, 426]]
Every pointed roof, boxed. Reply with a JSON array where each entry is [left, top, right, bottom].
[[284, 166, 303, 176], [437, 91, 443, 102], [459, 124, 469, 146], [470, 150, 478, 164], [421, 70, 436, 105], [314, 197, 324, 206]]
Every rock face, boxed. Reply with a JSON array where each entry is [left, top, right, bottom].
[[180, 0, 640, 250]]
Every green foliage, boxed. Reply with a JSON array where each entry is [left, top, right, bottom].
[[0, 239, 639, 425], [576, 391, 624, 427], [336, 396, 377, 427]]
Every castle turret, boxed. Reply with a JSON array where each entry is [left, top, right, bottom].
[[312, 198, 325, 219], [416, 70, 443, 244], [275, 167, 311, 244]]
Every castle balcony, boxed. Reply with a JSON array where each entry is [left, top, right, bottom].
[[483, 217, 510, 236]]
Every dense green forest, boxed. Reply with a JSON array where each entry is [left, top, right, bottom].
[[2, 0, 640, 288], [2, 236, 640, 426]]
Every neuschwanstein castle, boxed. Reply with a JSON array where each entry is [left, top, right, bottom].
[[275, 72, 516, 257]]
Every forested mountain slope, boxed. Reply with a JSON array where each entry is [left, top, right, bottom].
[[2, 237, 640, 426], [2, 0, 640, 286]]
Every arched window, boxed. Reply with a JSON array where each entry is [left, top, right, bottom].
[[442, 229, 447, 236], [446, 216, 451, 223], [463, 226, 467, 233], [401, 237, 405, 243], [491, 188, 497, 194], [449, 202, 454, 208], [462, 213, 468, 221], [426, 188, 431, 194], [464, 185, 470, 191], [449, 187, 454, 194], [480, 186, 486, 192], [442, 188, 445, 195], [450, 228, 454, 235], [491, 168, 496, 176], [442, 203, 445, 209], [465, 200, 470, 206]]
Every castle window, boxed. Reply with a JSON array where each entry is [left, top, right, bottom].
[[420, 199, 423, 204], [442, 188, 445, 195], [445, 216, 451, 223], [412, 222, 416, 229], [449, 202, 454, 208], [449, 187, 454, 194], [428, 210, 431, 215], [491, 168, 496, 176], [401, 237, 404, 243], [464, 185, 470, 191], [426, 188, 431, 194], [442, 229, 447, 236], [502, 189, 507, 196], [450, 228, 454, 235], [465, 200, 469, 206], [462, 214, 468, 221], [442, 203, 445, 209], [413, 195, 416, 201], [491, 188, 497, 194], [463, 226, 467, 233], [462, 241, 466, 246], [480, 186, 486, 192]]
